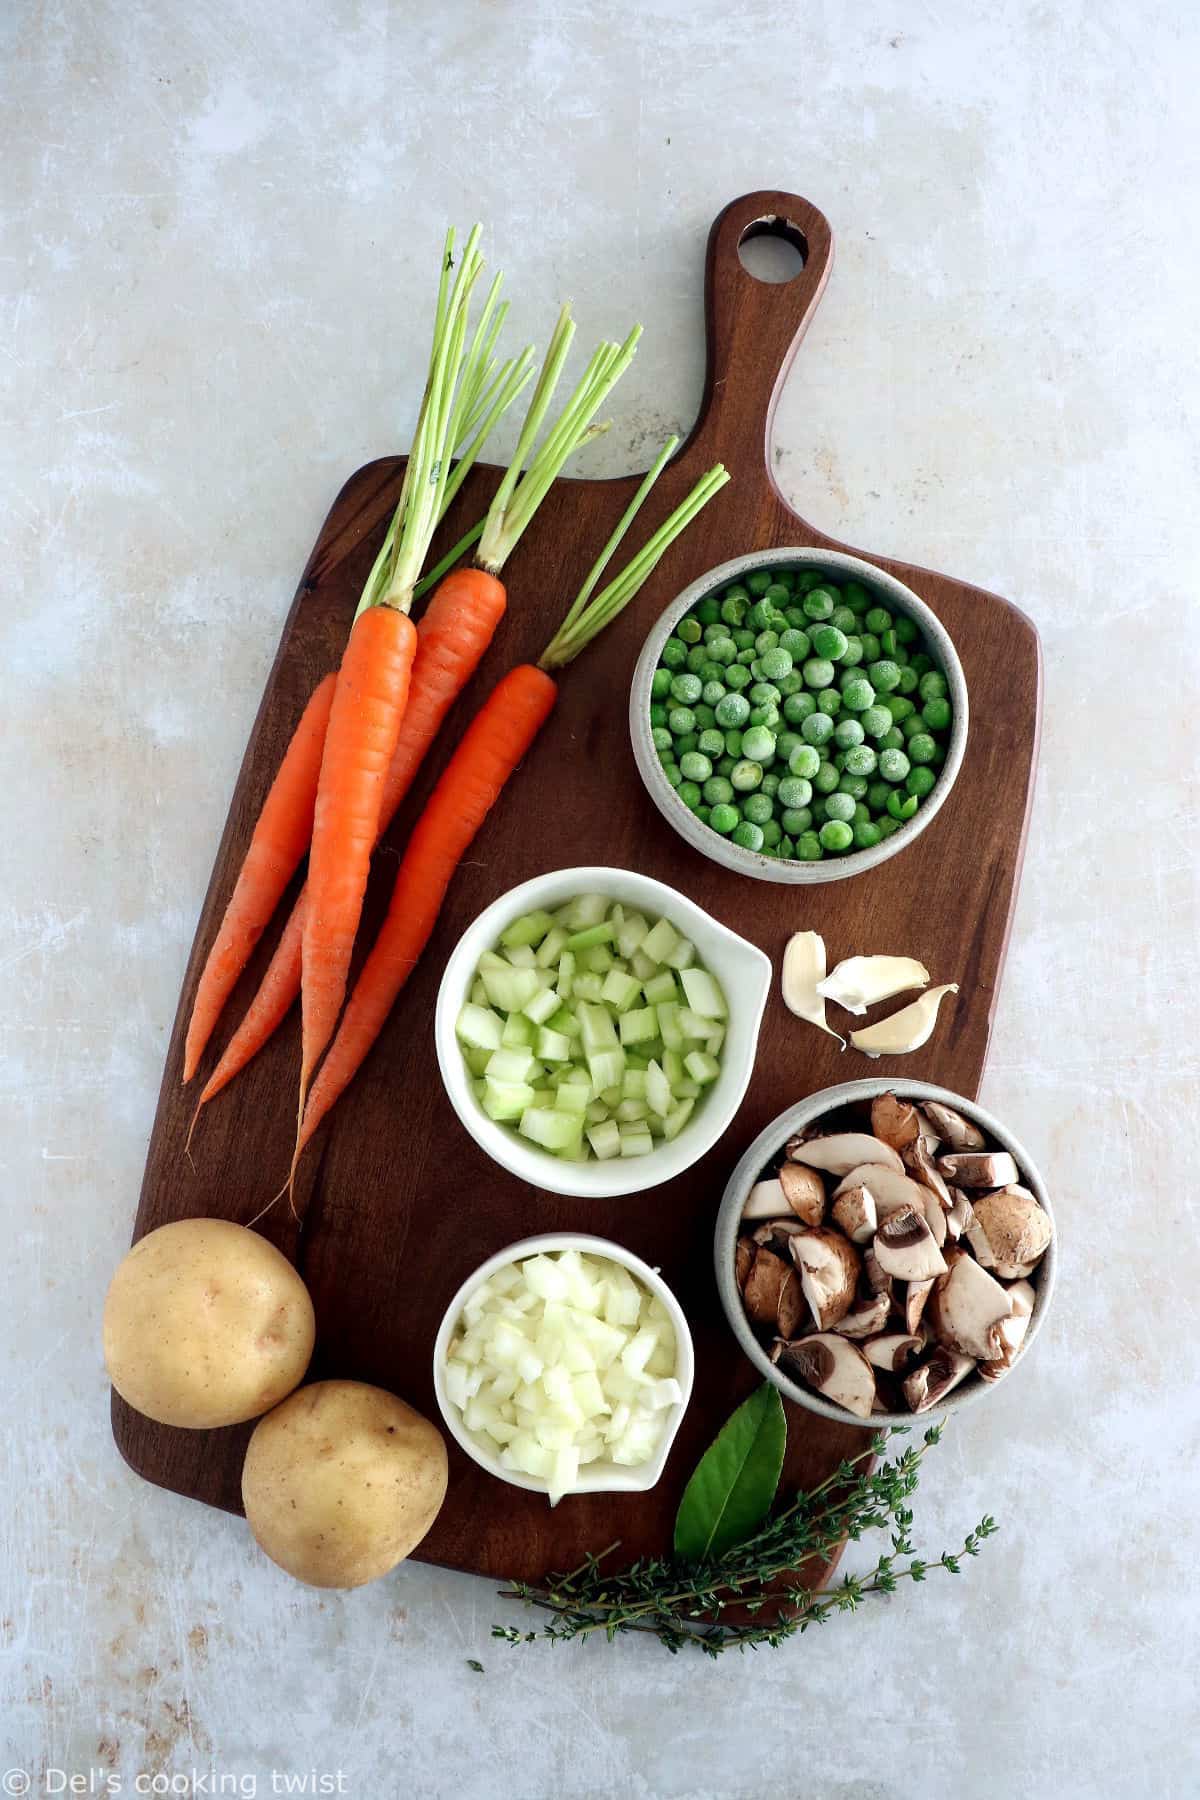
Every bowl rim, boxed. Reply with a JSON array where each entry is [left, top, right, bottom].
[[713, 1078, 1057, 1426], [431, 1231, 696, 1497], [629, 545, 969, 885], [434, 864, 772, 1199]]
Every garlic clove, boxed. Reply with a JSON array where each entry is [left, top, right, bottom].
[[848, 985, 959, 1059], [781, 932, 845, 1047], [816, 955, 931, 1017]]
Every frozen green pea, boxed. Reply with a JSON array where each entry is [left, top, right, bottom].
[[737, 648, 757, 667], [667, 706, 696, 735], [758, 647, 793, 681], [838, 773, 869, 799], [724, 729, 743, 757], [677, 616, 702, 644], [868, 659, 901, 694], [867, 780, 890, 811], [876, 815, 900, 839], [879, 726, 905, 752], [732, 627, 755, 649], [854, 819, 882, 849], [919, 670, 948, 703], [702, 621, 726, 642], [781, 806, 812, 836], [922, 696, 952, 731], [744, 792, 774, 825], [788, 742, 821, 778], [761, 819, 783, 848], [834, 717, 864, 750], [887, 790, 919, 821], [840, 636, 864, 667], [778, 775, 813, 809], [803, 588, 836, 621], [906, 765, 937, 798], [864, 607, 891, 633], [652, 726, 673, 754], [813, 760, 840, 795], [693, 704, 716, 731], [860, 705, 892, 739], [897, 665, 919, 694], [649, 702, 667, 729], [783, 691, 817, 724], [777, 671, 803, 697], [709, 802, 738, 834], [817, 688, 843, 717], [810, 625, 848, 661], [715, 754, 736, 777], [696, 595, 720, 625], [661, 637, 687, 669], [800, 711, 834, 747], [842, 677, 876, 713], [698, 728, 726, 758], [859, 633, 881, 662], [908, 732, 937, 765], [911, 652, 934, 676], [732, 820, 764, 851], [765, 580, 791, 603], [742, 725, 777, 763], [698, 660, 725, 685], [650, 668, 672, 700], [701, 680, 726, 708], [854, 801, 871, 823], [843, 744, 878, 777], [663, 762, 683, 788], [690, 647, 710, 674], [820, 819, 854, 852], [901, 713, 925, 741], [754, 630, 780, 656], [832, 751, 847, 771], [748, 703, 780, 730], [779, 627, 811, 659], [879, 747, 911, 782], [746, 570, 771, 595], [879, 628, 899, 657], [809, 796, 827, 823], [896, 615, 918, 643], [694, 805, 710, 825], [715, 692, 750, 729], [830, 605, 856, 633], [720, 595, 747, 626], [824, 791, 856, 823], [883, 694, 915, 721], [749, 682, 781, 706], [703, 775, 734, 806], [796, 831, 824, 861], [710, 636, 737, 665], [746, 600, 773, 632], [677, 780, 702, 808], [730, 758, 764, 792], [725, 663, 751, 692], [760, 772, 781, 798]]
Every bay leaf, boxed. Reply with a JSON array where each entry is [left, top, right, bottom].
[[673, 1383, 786, 1562]]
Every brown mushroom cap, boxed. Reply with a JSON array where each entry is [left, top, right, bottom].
[[921, 1101, 986, 1151], [873, 1206, 948, 1283], [979, 1279, 1036, 1382], [903, 1276, 935, 1333], [831, 1184, 878, 1244], [935, 1150, 1020, 1189], [742, 1247, 793, 1326], [863, 1332, 924, 1372], [834, 1164, 934, 1220], [778, 1161, 827, 1226], [832, 1292, 892, 1339], [903, 1347, 975, 1412], [776, 1333, 876, 1418], [788, 1228, 861, 1330], [735, 1237, 754, 1290], [970, 1187, 1053, 1273], [926, 1249, 1013, 1360], [870, 1092, 922, 1151], [787, 1133, 904, 1178], [776, 1268, 807, 1338], [904, 1134, 953, 1210]]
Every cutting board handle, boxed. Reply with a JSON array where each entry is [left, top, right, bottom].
[[685, 191, 834, 482]]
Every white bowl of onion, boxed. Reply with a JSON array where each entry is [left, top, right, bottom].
[[435, 866, 770, 1198], [433, 1234, 695, 1504]]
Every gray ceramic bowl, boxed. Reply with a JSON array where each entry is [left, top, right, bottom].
[[630, 548, 968, 884], [714, 1079, 1057, 1426]]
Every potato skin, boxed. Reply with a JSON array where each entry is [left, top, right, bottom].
[[103, 1219, 315, 1429], [241, 1381, 449, 1589]]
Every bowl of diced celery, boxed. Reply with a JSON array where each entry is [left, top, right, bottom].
[[629, 547, 968, 884], [435, 866, 772, 1197]]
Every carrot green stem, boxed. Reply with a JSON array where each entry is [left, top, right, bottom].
[[551, 435, 678, 646], [538, 459, 729, 670]]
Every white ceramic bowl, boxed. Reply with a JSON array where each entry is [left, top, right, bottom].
[[630, 547, 969, 885], [432, 1232, 695, 1499], [714, 1079, 1057, 1426], [434, 865, 771, 1198]]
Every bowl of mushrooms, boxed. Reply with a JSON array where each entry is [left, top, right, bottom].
[[714, 1079, 1057, 1424]]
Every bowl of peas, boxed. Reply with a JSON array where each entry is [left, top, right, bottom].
[[629, 549, 967, 882]]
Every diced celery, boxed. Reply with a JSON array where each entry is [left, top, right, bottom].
[[600, 1084, 622, 1107], [505, 943, 537, 968], [565, 920, 615, 952], [587, 1048, 626, 1094], [555, 949, 575, 999], [480, 964, 540, 1012], [587, 1120, 622, 1160], [677, 1006, 713, 1039], [641, 917, 679, 964], [619, 1125, 654, 1157], [631, 949, 658, 982], [478, 949, 508, 971], [657, 1001, 684, 1051], [618, 1006, 658, 1046], [662, 1098, 695, 1140], [680, 967, 727, 1019], [684, 1049, 720, 1084], [463, 1045, 492, 1077], [529, 1087, 555, 1106], [501, 908, 557, 949], [705, 1025, 726, 1056], [624, 1050, 650, 1071], [641, 969, 677, 1008], [664, 937, 696, 971], [536, 1027, 571, 1063], [485, 1046, 536, 1083], [557, 893, 609, 930], [472, 1077, 487, 1101], [646, 1059, 673, 1118], [482, 1078, 536, 1121], [601, 969, 642, 1013], [554, 1080, 591, 1115], [577, 1003, 616, 1053], [616, 911, 649, 959], [456, 1002, 504, 1051], [621, 1068, 648, 1101], [469, 978, 488, 1008], [547, 1004, 580, 1038], [501, 1011, 535, 1048], [535, 924, 568, 966], [675, 1077, 702, 1099], [662, 1048, 685, 1087], [519, 1107, 582, 1152], [585, 1099, 609, 1124], [615, 1098, 648, 1122], [522, 985, 560, 1026], [572, 971, 604, 1002], [581, 943, 615, 974]]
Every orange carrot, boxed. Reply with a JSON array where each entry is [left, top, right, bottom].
[[182, 671, 336, 1082], [294, 454, 730, 1150], [299, 664, 557, 1144], [190, 568, 508, 1111]]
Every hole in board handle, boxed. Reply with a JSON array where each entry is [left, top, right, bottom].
[[737, 217, 807, 285]]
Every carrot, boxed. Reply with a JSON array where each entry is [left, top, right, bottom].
[[182, 671, 336, 1082], [295, 453, 730, 1148]]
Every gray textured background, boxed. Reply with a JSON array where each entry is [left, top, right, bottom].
[[3, 1, 1197, 1795]]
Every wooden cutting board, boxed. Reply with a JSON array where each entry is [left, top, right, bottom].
[[113, 192, 1040, 1590]]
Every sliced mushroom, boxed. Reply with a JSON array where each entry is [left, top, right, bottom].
[[788, 1228, 861, 1330], [742, 1177, 789, 1220], [775, 1333, 876, 1419], [787, 1133, 904, 1178], [914, 1108, 942, 1152], [935, 1150, 1020, 1189], [776, 1267, 807, 1338], [921, 1189, 948, 1249], [903, 1348, 975, 1413], [870, 1092, 922, 1151], [863, 1333, 924, 1373], [832, 1292, 892, 1339], [903, 1276, 935, 1333], [926, 1249, 1014, 1360], [969, 1186, 1053, 1277], [831, 1184, 878, 1244], [872, 1206, 948, 1283], [903, 1134, 953, 1209], [832, 1163, 931, 1218], [742, 1247, 793, 1326], [944, 1189, 974, 1242], [921, 1101, 986, 1152], [778, 1161, 827, 1226], [979, 1280, 1036, 1383], [863, 1245, 894, 1300], [734, 1236, 754, 1289], [750, 1218, 808, 1263]]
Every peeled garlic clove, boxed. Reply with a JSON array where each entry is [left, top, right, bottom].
[[781, 931, 845, 1047], [816, 955, 931, 1017], [849, 985, 959, 1058]]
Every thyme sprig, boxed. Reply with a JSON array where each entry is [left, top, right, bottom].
[[492, 1425, 998, 1657]]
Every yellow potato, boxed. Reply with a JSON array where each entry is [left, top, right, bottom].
[[241, 1380, 448, 1589], [103, 1218, 315, 1429]]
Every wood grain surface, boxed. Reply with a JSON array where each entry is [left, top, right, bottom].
[[112, 192, 1041, 1587]]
